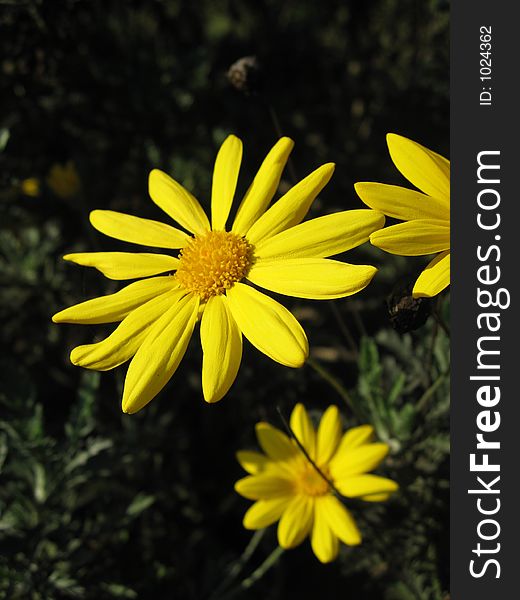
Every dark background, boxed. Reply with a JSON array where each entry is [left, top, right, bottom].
[[1, 1, 449, 598]]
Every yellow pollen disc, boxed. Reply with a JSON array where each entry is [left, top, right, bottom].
[[175, 230, 254, 301], [297, 463, 331, 497]]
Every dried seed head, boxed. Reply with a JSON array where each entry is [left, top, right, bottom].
[[387, 276, 433, 333]]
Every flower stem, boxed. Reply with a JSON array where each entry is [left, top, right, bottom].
[[433, 295, 450, 337], [220, 546, 285, 599], [330, 302, 359, 358], [264, 99, 299, 185], [416, 370, 449, 414], [239, 546, 284, 591], [424, 318, 439, 387], [306, 356, 360, 418], [208, 530, 265, 600]]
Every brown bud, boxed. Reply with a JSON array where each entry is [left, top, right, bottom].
[[226, 56, 262, 96]]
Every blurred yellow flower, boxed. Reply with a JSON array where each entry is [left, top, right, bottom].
[[53, 135, 384, 413], [47, 160, 81, 199], [235, 404, 398, 563], [355, 134, 450, 298], [20, 178, 41, 197]]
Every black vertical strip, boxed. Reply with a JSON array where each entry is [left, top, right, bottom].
[[452, 1, 519, 597]]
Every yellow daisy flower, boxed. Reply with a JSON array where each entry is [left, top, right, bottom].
[[20, 177, 41, 197], [52, 136, 384, 413], [235, 404, 398, 563], [47, 160, 81, 199], [355, 133, 450, 298]]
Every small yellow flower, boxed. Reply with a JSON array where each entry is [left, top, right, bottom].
[[53, 136, 384, 413], [235, 404, 398, 563], [20, 178, 41, 197], [355, 134, 450, 298], [47, 161, 81, 199]]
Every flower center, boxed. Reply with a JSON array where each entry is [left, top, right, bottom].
[[175, 230, 254, 301], [297, 463, 331, 497]]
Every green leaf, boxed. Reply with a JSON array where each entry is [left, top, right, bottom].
[[33, 463, 47, 503], [126, 493, 156, 518], [0, 128, 9, 152], [101, 583, 138, 598]]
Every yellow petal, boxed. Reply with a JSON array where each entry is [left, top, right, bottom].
[[413, 250, 450, 298], [354, 182, 449, 222], [243, 497, 291, 530], [255, 422, 298, 462], [311, 500, 339, 563], [236, 450, 270, 475], [248, 258, 377, 300], [369, 220, 450, 256], [89, 210, 190, 249], [64, 252, 179, 280], [70, 288, 185, 370], [246, 163, 335, 244], [387, 133, 450, 201], [200, 295, 242, 403], [329, 443, 389, 480], [211, 135, 242, 230], [360, 493, 392, 502], [277, 496, 314, 549], [52, 276, 178, 324], [316, 405, 342, 465], [232, 137, 294, 235], [122, 294, 199, 413], [335, 425, 374, 452], [235, 474, 295, 500], [319, 495, 361, 546], [289, 403, 316, 459], [254, 210, 385, 260], [334, 474, 398, 498], [148, 169, 210, 235], [227, 283, 308, 368]]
